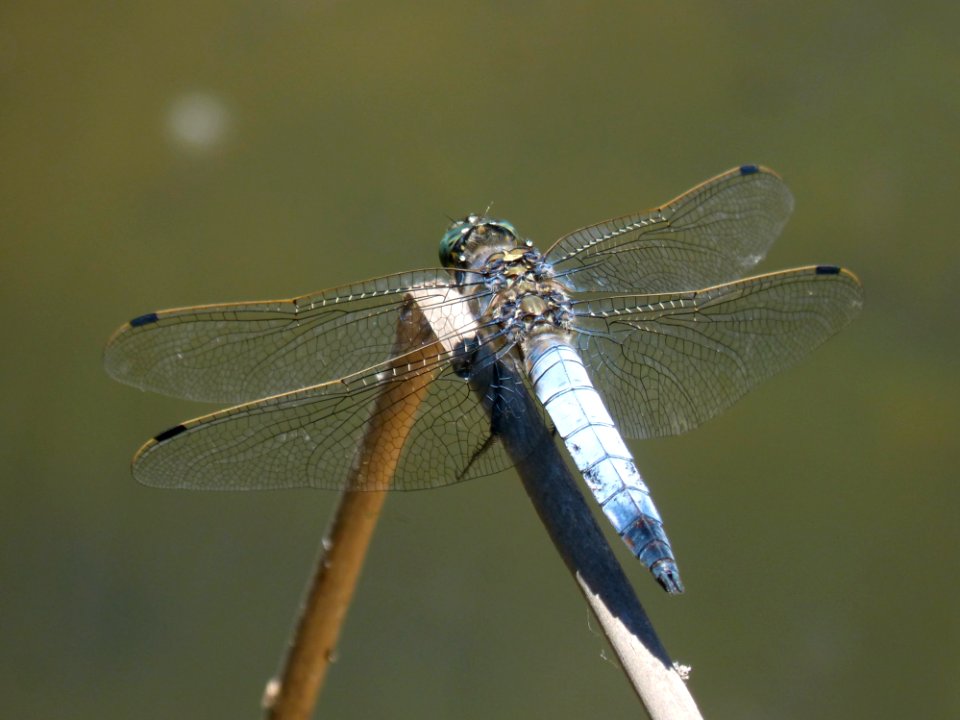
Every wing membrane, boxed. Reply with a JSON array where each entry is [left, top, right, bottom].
[[103, 269, 486, 404], [132, 349, 516, 491], [546, 165, 794, 293], [570, 266, 863, 438]]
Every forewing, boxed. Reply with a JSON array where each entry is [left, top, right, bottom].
[[570, 266, 863, 438], [131, 352, 515, 491], [545, 165, 794, 293], [104, 269, 481, 404]]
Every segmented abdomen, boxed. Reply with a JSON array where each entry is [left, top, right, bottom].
[[524, 335, 683, 593]]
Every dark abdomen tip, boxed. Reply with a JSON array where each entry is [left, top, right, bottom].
[[652, 560, 685, 594]]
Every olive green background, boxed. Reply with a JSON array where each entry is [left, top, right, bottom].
[[2, 2, 957, 718]]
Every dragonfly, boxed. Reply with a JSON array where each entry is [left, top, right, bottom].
[[104, 165, 863, 594]]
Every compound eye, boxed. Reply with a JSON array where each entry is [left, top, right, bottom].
[[439, 220, 474, 266]]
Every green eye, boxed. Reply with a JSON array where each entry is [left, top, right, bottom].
[[439, 220, 473, 266]]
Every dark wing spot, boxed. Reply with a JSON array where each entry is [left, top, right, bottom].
[[129, 312, 160, 328], [153, 424, 188, 443]]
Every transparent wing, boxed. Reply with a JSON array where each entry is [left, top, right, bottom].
[[570, 266, 863, 439], [545, 165, 794, 293], [131, 348, 521, 491], [103, 269, 491, 404]]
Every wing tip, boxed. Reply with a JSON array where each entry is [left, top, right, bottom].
[[103, 311, 161, 373], [131, 424, 189, 488], [815, 264, 863, 289], [130, 423, 187, 467]]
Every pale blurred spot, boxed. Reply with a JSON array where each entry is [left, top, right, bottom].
[[165, 92, 231, 151]]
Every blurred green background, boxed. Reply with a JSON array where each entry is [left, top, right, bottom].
[[2, 1, 957, 718]]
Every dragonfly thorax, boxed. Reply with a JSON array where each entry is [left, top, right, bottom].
[[492, 284, 572, 344], [481, 254, 573, 344]]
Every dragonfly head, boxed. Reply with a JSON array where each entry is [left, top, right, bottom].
[[439, 215, 526, 268]]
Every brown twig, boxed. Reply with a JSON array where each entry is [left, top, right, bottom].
[[263, 298, 439, 720]]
